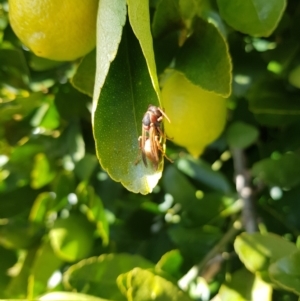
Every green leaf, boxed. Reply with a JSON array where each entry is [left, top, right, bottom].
[[71, 50, 96, 97], [49, 213, 95, 262], [288, 65, 300, 89], [156, 250, 183, 279], [76, 183, 109, 246], [219, 268, 272, 301], [93, 24, 163, 194], [168, 225, 222, 262], [92, 0, 126, 108], [163, 165, 235, 226], [226, 121, 259, 149], [29, 192, 56, 223], [0, 48, 29, 88], [117, 268, 193, 301], [31, 153, 56, 189], [234, 232, 297, 282], [175, 18, 232, 97], [252, 152, 300, 189], [0, 92, 44, 123], [217, 0, 287, 37], [39, 292, 113, 301], [152, 0, 183, 38], [176, 156, 233, 193], [0, 219, 44, 249], [127, 0, 161, 99], [63, 253, 154, 300], [0, 246, 17, 297], [269, 250, 300, 295], [30, 241, 63, 297]]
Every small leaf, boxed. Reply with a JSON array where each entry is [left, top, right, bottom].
[[118, 268, 193, 301], [152, 0, 183, 38], [234, 232, 297, 281], [63, 253, 153, 300], [269, 250, 300, 295], [288, 65, 300, 89], [92, 0, 127, 109], [217, 0, 287, 37], [175, 17, 232, 97], [71, 50, 96, 97], [127, 0, 161, 99], [93, 24, 163, 194], [176, 156, 233, 193], [31, 153, 56, 189], [219, 268, 272, 301], [156, 250, 183, 279], [49, 213, 95, 262], [30, 241, 63, 297], [226, 121, 259, 149], [76, 183, 109, 246], [252, 152, 300, 189]]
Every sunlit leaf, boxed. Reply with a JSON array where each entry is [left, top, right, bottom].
[[49, 213, 95, 262], [39, 292, 112, 301], [156, 250, 183, 279], [234, 232, 297, 282], [71, 50, 96, 97], [31, 153, 56, 189], [30, 241, 63, 298], [219, 268, 272, 301], [217, 0, 286, 37], [93, 24, 163, 194], [269, 250, 300, 295], [63, 253, 153, 300], [117, 267, 192, 301], [92, 0, 126, 110], [128, 0, 160, 99]]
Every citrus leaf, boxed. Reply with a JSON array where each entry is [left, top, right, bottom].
[[71, 50, 96, 97], [118, 268, 192, 301], [93, 24, 163, 195], [152, 0, 182, 38], [127, 0, 161, 99], [217, 0, 287, 37], [234, 232, 297, 282], [63, 254, 153, 300], [175, 17, 232, 97], [49, 213, 95, 262], [219, 268, 272, 301], [226, 121, 259, 149], [269, 250, 300, 295], [156, 250, 183, 279], [92, 0, 126, 111], [252, 153, 300, 189]]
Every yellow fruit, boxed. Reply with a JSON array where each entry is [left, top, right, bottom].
[[161, 71, 227, 157], [9, 0, 98, 61]]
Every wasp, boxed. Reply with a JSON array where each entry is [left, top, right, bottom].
[[137, 105, 173, 169]]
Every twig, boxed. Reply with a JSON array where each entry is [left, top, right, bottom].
[[231, 147, 258, 233], [178, 221, 242, 290]]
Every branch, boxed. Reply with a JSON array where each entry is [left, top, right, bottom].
[[178, 221, 241, 291], [231, 147, 258, 233]]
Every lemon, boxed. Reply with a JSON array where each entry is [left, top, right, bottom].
[[161, 71, 227, 157], [9, 0, 98, 61]]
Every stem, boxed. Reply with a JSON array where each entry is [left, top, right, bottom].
[[231, 147, 258, 233], [178, 220, 241, 290]]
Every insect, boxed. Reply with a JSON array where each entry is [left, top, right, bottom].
[[137, 105, 173, 169]]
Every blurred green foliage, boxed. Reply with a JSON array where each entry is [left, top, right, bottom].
[[1, 0, 300, 300]]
